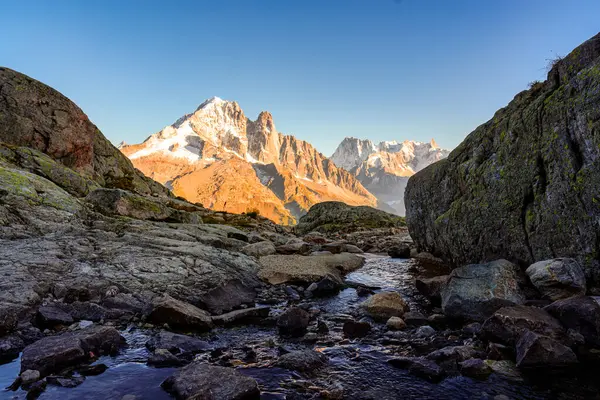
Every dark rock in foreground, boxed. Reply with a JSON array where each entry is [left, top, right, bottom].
[[516, 330, 578, 370], [526, 258, 586, 301], [162, 362, 260, 400], [545, 296, 600, 347]]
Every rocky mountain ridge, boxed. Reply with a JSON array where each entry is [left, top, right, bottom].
[[331, 137, 450, 214], [120, 98, 377, 224]]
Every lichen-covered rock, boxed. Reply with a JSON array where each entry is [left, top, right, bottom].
[[405, 33, 600, 283], [362, 291, 409, 321], [296, 201, 405, 235], [441, 260, 527, 321], [526, 258, 586, 300]]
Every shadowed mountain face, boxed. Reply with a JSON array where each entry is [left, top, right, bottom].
[[331, 138, 450, 215], [120, 98, 377, 224]]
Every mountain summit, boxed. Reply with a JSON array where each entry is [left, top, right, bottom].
[[331, 137, 450, 215], [120, 99, 377, 224]]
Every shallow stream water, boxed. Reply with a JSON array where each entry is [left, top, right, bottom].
[[0, 255, 598, 399]]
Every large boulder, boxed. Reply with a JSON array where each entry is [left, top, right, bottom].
[[526, 258, 586, 300], [481, 305, 566, 346], [258, 253, 364, 285], [241, 241, 276, 258], [362, 291, 409, 321], [161, 363, 260, 400], [515, 330, 578, 369], [545, 296, 600, 347], [404, 33, 600, 284], [441, 260, 527, 321]]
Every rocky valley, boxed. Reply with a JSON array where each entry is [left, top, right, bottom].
[[0, 31, 600, 400]]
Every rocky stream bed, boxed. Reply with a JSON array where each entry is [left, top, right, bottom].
[[1, 255, 597, 400]]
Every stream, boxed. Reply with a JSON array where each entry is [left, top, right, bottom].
[[0, 254, 598, 399]]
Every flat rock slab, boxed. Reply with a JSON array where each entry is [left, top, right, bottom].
[[162, 362, 260, 400], [275, 350, 328, 372], [258, 253, 364, 285], [211, 307, 270, 326]]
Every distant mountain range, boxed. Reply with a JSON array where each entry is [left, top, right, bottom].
[[331, 138, 450, 214], [120, 98, 449, 223]]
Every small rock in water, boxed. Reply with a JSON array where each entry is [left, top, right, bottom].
[[459, 358, 492, 380], [416, 325, 436, 338], [387, 244, 411, 258], [362, 291, 409, 321], [148, 349, 184, 368], [343, 320, 372, 338], [386, 317, 406, 331], [78, 363, 108, 376], [284, 286, 301, 301], [403, 311, 428, 327], [46, 375, 86, 388], [27, 379, 47, 399], [355, 286, 373, 297], [317, 320, 329, 334], [277, 307, 310, 337], [20, 369, 40, 385], [275, 350, 328, 372]]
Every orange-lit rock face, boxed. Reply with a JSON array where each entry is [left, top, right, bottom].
[[120, 98, 376, 224]]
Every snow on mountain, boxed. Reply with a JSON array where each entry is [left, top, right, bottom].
[[120, 98, 377, 224], [330, 137, 450, 215]]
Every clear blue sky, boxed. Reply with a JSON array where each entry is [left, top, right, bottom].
[[1, 1, 599, 155]]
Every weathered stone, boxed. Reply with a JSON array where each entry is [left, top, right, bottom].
[[481, 305, 566, 346], [545, 296, 600, 347], [275, 350, 328, 372], [148, 349, 183, 368], [441, 260, 526, 322], [47, 375, 86, 388], [343, 321, 372, 338], [162, 363, 260, 400], [386, 317, 406, 330], [241, 241, 276, 258], [258, 253, 364, 285], [0, 335, 24, 362], [146, 331, 211, 357], [277, 307, 310, 337], [460, 358, 492, 380], [415, 275, 448, 304], [20, 325, 125, 377], [20, 369, 40, 385], [526, 258, 586, 301], [102, 293, 147, 314], [36, 305, 74, 329], [147, 295, 214, 332], [416, 325, 436, 338], [305, 274, 343, 297], [211, 307, 271, 326], [427, 346, 482, 364], [276, 240, 311, 255], [515, 331, 578, 369], [483, 360, 523, 382], [403, 311, 429, 327], [405, 33, 600, 284], [362, 291, 409, 321], [388, 244, 411, 259], [199, 279, 256, 315]]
